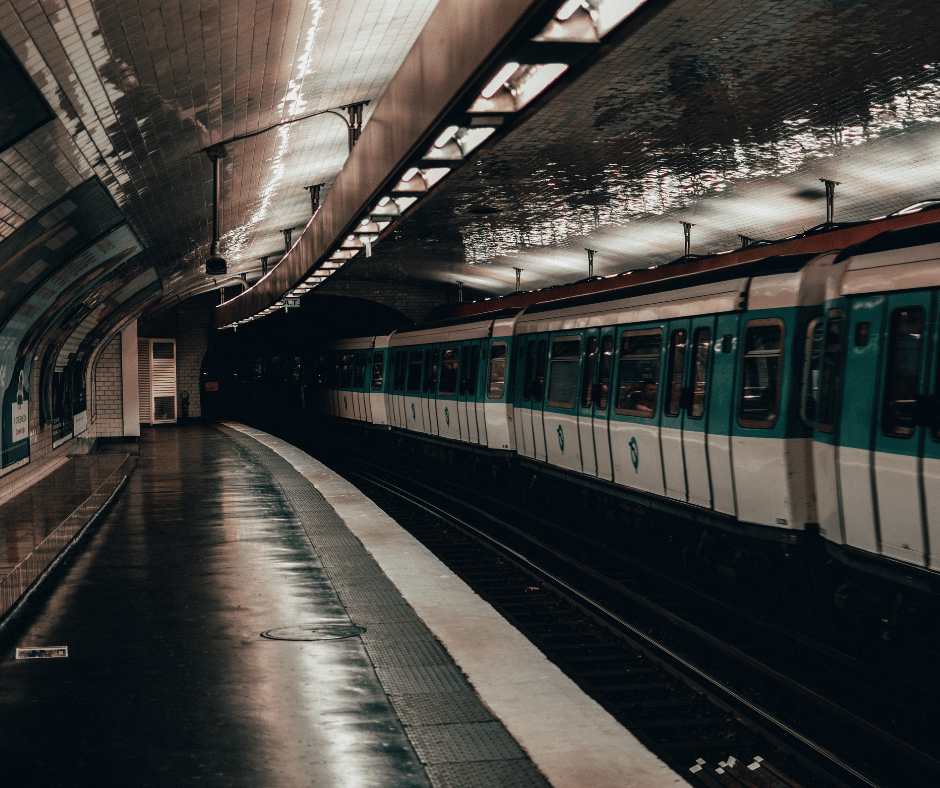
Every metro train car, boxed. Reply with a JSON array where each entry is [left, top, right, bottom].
[[318, 219, 940, 592]]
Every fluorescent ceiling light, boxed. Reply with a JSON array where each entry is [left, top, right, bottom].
[[434, 125, 460, 148], [424, 168, 450, 187], [556, 0, 585, 21], [457, 127, 496, 155], [482, 62, 520, 99], [402, 167, 420, 182], [596, 0, 647, 36]]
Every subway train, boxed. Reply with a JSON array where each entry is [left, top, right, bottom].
[[314, 215, 940, 602]]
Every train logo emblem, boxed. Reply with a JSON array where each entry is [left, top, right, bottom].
[[445, 406, 450, 426], [411, 402, 416, 420], [629, 437, 639, 471], [557, 424, 564, 452]]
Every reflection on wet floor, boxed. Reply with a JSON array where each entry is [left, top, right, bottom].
[[0, 425, 427, 788]]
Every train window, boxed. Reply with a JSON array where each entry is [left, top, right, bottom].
[[738, 319, 784, 429], [439, 347, 459, 395], [882, 307, 924, 438], [523, 340, 536, 401], [423, 348, 439, 394], [816, 315, 844, 433], [615, 329, 662, 418], [487, 342, 508, 399], [371, 352, 385, 391], [407, 350, 423, 393], [689, 328, 710, 419], [469, 347, 479, 397], [534, 340, 548, 403], [801, 318, 823, 426], [855, 322, 871, 347], [393, 351, 403, 391], [459, 346, 471, 394], [340, 353, 354, 388], [353, 352, 366, 388], [547, 337, 580, 409], [597, 335, 612, 410], [665, 329, 687, 417], [581, 337, 598, 408]]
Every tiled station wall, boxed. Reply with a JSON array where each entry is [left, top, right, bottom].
[[176, 299, 212, 419], [89, 336, 124, 438], [0, 324, 137, 504], [312, 279, 449, 323]]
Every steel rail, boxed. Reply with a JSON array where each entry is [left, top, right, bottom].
[[345, 465, 894, 788]]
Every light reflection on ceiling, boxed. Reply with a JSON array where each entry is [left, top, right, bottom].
[[340, 0, 940, 302], [460, 74, 940, 269]]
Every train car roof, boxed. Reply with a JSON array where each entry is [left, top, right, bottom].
[[392, 307, 523, 335], [520, 253, 818, 317], [833, 219, 940, 264]]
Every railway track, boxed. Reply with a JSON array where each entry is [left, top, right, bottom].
[[336, 460, 940, 788]]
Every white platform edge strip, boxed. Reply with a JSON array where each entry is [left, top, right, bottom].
[[223, 423, 689, 788]]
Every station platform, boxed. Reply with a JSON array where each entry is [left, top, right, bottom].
[[0, 423, 686, 788]]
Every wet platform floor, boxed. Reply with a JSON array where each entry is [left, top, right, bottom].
[[0, 425, 546, 787]]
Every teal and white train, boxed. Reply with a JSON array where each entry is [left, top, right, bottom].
[[322, 218, 940, 588]]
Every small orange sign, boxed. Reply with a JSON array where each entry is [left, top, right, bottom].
[[205, 381, 219, 391]]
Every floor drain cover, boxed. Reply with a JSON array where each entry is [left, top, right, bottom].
[[261, 624, 366, 641]]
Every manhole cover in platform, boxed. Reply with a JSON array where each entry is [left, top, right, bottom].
[[260, 624, 366, 641]]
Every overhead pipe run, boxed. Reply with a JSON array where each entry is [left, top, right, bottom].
[[205, 143, 227, 275], [821, 179, 840, 224], [681, 222, 694, 258], [200, 103, 369, 279]]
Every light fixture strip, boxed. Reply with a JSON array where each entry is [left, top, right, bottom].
[[481, 62, 520, 98]]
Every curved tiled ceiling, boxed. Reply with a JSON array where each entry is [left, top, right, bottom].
[[2, 0, 940, 332], [333, 0, 940, 300], [0, 0, 441, 298]]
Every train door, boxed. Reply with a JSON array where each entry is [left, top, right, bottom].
[[368, 349, 386, 425], [391, 350, 404, 428], [436, 345, 461, 441], [532, 338, 549, 461], [708, 315, 739, 515], [351, 352, 365, 421], [608, 325, 666, 496], [660, 321, 691, 501], [811, 310, 849, 547], [593, 332, 615, 481], [577, 331, 599, 476], [873, 294, 936, 566], [339, 352, 354, 419], [543, 334, 583, 472], [363, 351, 374, 423], [923, 317, 940, 570], [404, 348, 425, 433], [457, 344, 471, 442], [514, 338, 535, 457], [681, 320, 715, 508], [474, 342, 487, 445], [419, 346, 433, 434]]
